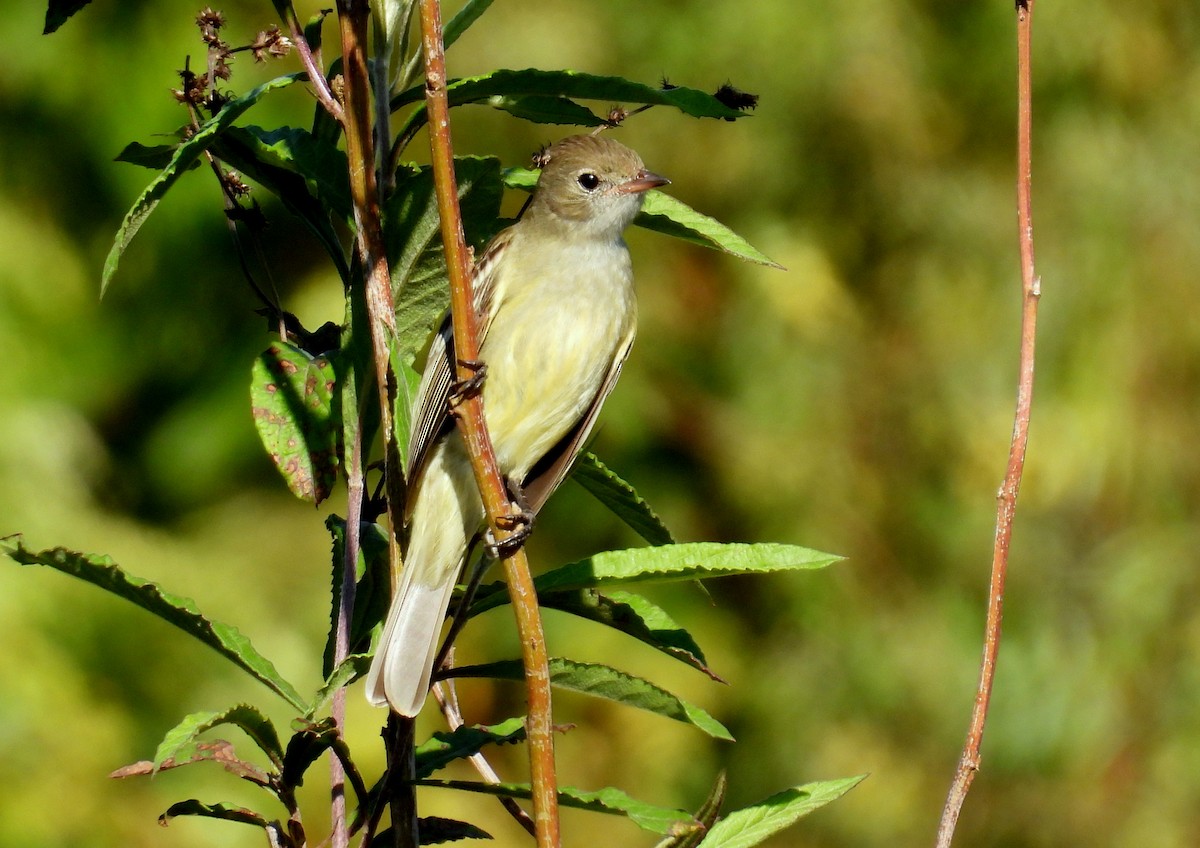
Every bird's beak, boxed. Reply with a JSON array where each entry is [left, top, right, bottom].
[[617, 168, 670, 195]]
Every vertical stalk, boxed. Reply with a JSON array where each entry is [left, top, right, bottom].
[[934, 2, 1040, 845], [415, 1, 561, 846]]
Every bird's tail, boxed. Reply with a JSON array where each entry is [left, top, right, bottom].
[[364, 556, 460, 717]]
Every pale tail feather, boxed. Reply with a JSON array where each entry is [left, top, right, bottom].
[[364, 565, 459, 716]]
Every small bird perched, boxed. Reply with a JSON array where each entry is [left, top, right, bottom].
[[366, 135, 669, 716]]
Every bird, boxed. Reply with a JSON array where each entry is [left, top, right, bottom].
[[365, 134, 669, 716]]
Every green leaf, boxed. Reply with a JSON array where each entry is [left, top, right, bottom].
[[444, 0, 496, 49], [153, 705, 284, 774], [102, 73, 304, 294], [393, 69, 746, 121], [471, 542, 842, 615], [221, 125, 352, 223], [695, 776, 866, 848], [115, 140, 190, 170], [415, 717, 527, 778], [281, 716, 339, 787], [415, 779, 696, 835], [535, 542, 842, 594], [487, 95, 606, 127], [446, 658, 732, 740], [386, 156, 504, 370], [375, 817, 493, 845], [655, 771, 728, 848], [309, 653, 372, 717], [158, 800, 273, 830], [43, 0, 93, 34], [2, 536, 305, 709], [536, 589, 722, 681], [250, 341, 339, 505], [502, 169, 782, 268], [571, 452, 675, 545], [322, 515, 389, 679], [637, 191, 783, 268]]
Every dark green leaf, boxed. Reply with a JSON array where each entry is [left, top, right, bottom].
[[487, 95, 605, 127], [322, 515, 390, 680], [375, 817, 493, 845], [386, 156, 504, 372], [309, 654, 372, 717], [535, 589, 721, 681], [392, 69, 746, 121], [571, 452, 675, 545], [415, 717, 527, 778], [415, 779, 696, 835], [158, 800, 273, 830], [153, 705, 284, 774], [444, 0, 495, 49], [695, 776, 866, 848], [102, 73, 304, 294], [1, 536, 305, 709], [251, 341, 339, 505], [303, 8, 331, 53], [43, 0, 93, 33], [114, 141, 190, 171], [446, 658, 732, 740], [281, 716, 338, 787], [222, 125, 351, 223]]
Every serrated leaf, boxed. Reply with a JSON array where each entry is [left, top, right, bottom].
[[696, 776, 866, 848], [638, 191, 783, 268], [158, 800, 272, 829], [471, 542, 842, 615], [222, 125, 351, 222], [112, 740, 271, 786], [281, 716, 338, 787], [571, 452, 675, 545], [43, 0, 93, 33], [102, 73, 304, 294], [415, 779, 696, 835], [487, 95, 605, 127], [153, 705, 284, 775], [447, 658, 732, 740], [2, 536, 305, 709], [415, 717, 527, 778], [392, 69, 746, 122], [309, 653, 372, 717], [251, 341, 339, 505], [323, 514, 389, 679], [536, 542, 842, 593], [536, 589, 721, 681]]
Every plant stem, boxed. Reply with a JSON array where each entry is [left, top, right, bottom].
[[279, 1, 345, 125], [415, 2, 560, 846], [935, 2, 1040, 845]]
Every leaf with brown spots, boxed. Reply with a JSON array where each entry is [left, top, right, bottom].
[[250, 342, 339, 504]]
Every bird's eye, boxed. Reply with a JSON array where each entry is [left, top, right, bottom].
[[577, 172, 600, 191]]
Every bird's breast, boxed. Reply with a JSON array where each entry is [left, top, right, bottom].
[[479, 237, 636, 481]]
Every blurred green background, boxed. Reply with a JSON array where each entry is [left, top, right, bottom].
[[4, 1, 1200, 846]]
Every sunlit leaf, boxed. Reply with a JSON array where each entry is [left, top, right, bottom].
[[393, 69, 746, 121], [446, 658, 732, 740], [488, 95, 605, 126], [250, 341, 339, 505], [1, 536, 305, 709], [444, 0, 496, 49], [695, 776, 866, 848]]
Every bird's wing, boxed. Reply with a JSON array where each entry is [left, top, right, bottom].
[[403, 228, 512, 516], [520, 326, 637, 514]]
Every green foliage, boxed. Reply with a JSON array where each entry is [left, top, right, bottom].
[[8, 2, 855, 846]]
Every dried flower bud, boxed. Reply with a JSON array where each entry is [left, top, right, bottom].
[[530, 144, 552, 169], [250, 25, 292, 62], [714, 83, 759, 119]]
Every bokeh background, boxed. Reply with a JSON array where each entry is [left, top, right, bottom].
[[4, 1, 1199, 846]]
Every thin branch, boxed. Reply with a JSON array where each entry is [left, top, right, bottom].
[[415, 2, 560, 846], [278, 1, 346, 125], [935, 2, 1041, 845]]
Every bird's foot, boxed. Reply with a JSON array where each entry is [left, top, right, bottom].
[[449, 358, 487, 409]]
